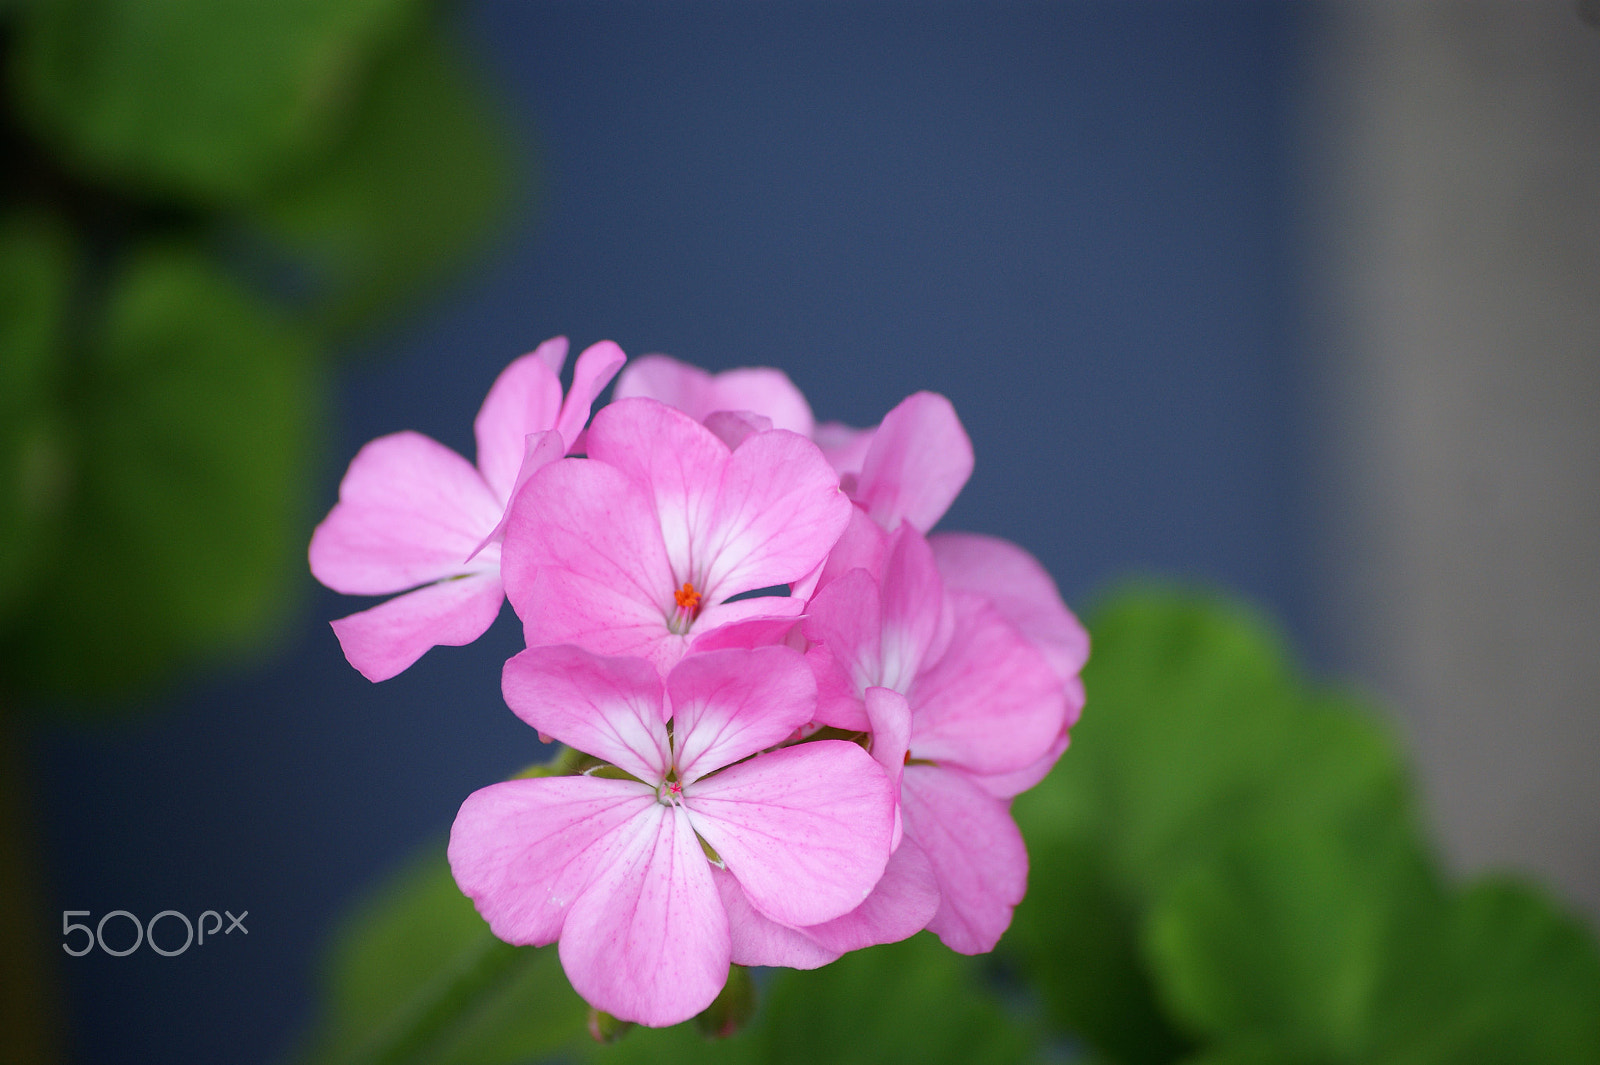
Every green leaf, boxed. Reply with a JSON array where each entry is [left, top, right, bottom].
[[12, 0, 422, 203], [1370, 877, 1600, 1065], [0, 244, 317, 696], [246, 25, 516, 333], [584, 933, 1040, 1065], [0, 212, 74, 621], [293, 842, 588, 1065]]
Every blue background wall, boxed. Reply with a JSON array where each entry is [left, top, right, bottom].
[[29, 4, 1312, 1061]]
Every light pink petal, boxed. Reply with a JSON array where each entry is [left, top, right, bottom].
[[908, 593, 1066, 776], [713, 867, 840, 969], [584, 398, 732, 579], [615, 355, 814, 436], [310, 431, 502, 595], [669, 647, 818, 783], [690, 592, 806, 642], [532, 334, 570, 376], [929, 532, 1089, 703], [688, 614, 803, 654], [502, 458, 681, 666], [329, 571, 504, 682], [812, 420, 875, 478], [466, 429, 564, 561], [501, 645, 669, 783], [801, 836, 939, 953], [699, 430, 851, 596], [702, 410, 772, 450], [448, 775, 655, 947], [559, 803, 729, 1028], [554, 340, 626, 451], [853, 392, 974, 533], [802, 569, 880, 728], [877, 525, 947, 692], [612, 354, 716, 414], [473, 345, 566, 503], [812, 506, 890, 595], [687, 741, 893, 928], [864, 685, 911, 849], [701, 367, 814, 437], [971, 728, 1071, 799], [901, 764, 1027, 954]]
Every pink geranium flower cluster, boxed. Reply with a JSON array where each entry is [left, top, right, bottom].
[[310, 339, 1087, 1028]]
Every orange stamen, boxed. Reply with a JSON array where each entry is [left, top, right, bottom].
[[674, 582, 702, 612]]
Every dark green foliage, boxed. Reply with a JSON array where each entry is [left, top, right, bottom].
[[0, 0, 515, 700]]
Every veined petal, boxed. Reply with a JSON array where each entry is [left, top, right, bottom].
[[502, 645, 669, 783], [801, 836, 939, 954], [699, 429, 851, 597], [473, 344, 566, 503], [877, 525, 946, 692], [448, 775, 655, 948], [309, 431, 502, 595], [466, 429, 564, 561], [669, 647, 818, 784], [559, 803, 729, 1028], [853, 392, 973, 533], [329, 572, 504, 682], [812, 420, 874, 478], [929, 531, 1089, 702], [687, 742, 893, 928], [908, 593, 1066, 776], [802, 568, 883, 698], [863, 685, 911, 849], [970, 728, 1070, 800], [554, 340, 626, 451], [713, 867, 840, 969], [901, 764, 1027, 955], [502, 458, 679, 661]]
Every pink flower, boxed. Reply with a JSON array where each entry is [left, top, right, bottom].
[[612, 353, 815, 437], [448, 644, 895, 1027], [308, 338, 625, 681], [500, 397, 852, 674], [803, 524, 1073, 953]]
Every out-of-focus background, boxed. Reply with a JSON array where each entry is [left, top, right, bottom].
[[3, 2, 1595, 1062]]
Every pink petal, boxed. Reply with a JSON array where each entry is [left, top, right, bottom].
[[501, 458, 682, 666], [805, 644, 870, 732], [876, 525, 948, 692], [713, 867, 841, 969], [615, 355, 815, 436], [466, 429, 564, 561], [669, 647, 818, 783], [309, 431, 502, 595], [802, 569, 882, 727], [702, 409, 772, 450], [810, 506, 889, 595], [501, 645, 670, 783], [900, 764, 1027, 954], [908, 593, 1066, 776], [853, 392, 974, 533], [559, 803, 729, 1028], [812, 420, 875, 478], [703, 430, 851, 594], [864, 685, 911, 849], [970, 728, 1071, 799], [553, 340, 626, 451], [532, 334, 570, 376], [687, 614, 804, 654], [929, 532, 1089, 705], [329, 571, 505, 682], [473, 345, 566, 503], [448, 775, 656, 947], [801, 836, 940, 953], [687, 741, 893, 928]]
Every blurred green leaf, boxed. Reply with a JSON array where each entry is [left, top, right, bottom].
[[585, 933, 1039, 1065], [294, 842, 588, 1065], [1, 244, 316, 695], [12, 0, 423, 203], [0, 212, 73, 621], [1370, 877, 1600, 1065], [247, 23, 516, 332]]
